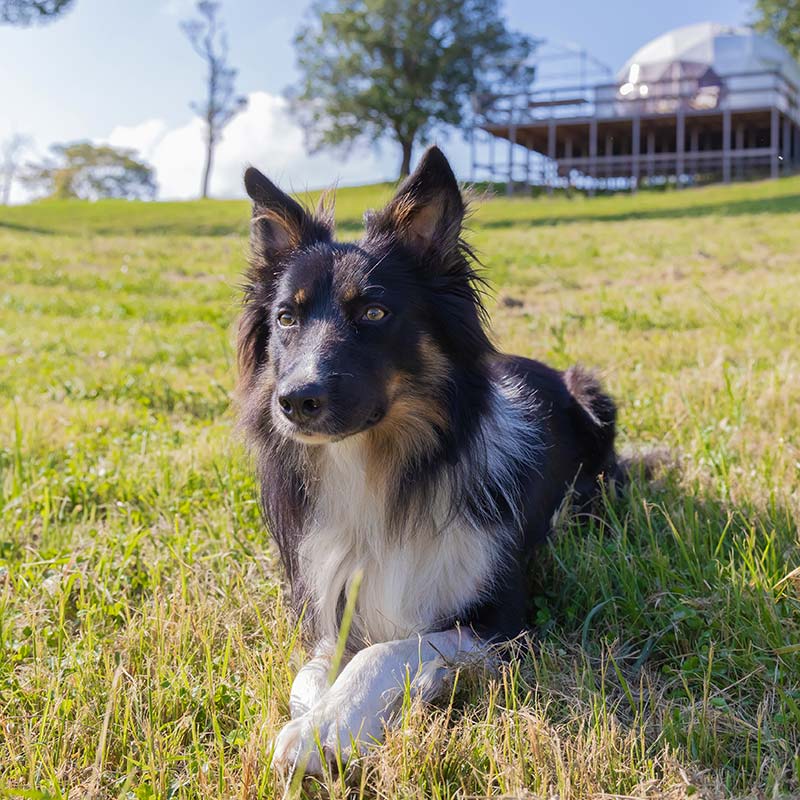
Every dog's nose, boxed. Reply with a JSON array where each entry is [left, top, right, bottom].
[[278, 384, 327, 423]]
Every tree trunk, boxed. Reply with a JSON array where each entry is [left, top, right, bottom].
[[399, 139, 413, 180], [201, 129, 214, 199], [1, 164, 14, 205]]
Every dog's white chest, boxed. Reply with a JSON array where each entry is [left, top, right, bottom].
[[298, 437, 499, 643]]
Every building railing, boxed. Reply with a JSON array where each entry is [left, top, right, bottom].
[[475, 69, 800, 126]]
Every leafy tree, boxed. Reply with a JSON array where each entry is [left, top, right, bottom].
[[0, 0, 75, 25], [22, 141, 157, 200], [181, 0, 247, 199], [288, 0, 535, 178], [753, 0, 800, 59]]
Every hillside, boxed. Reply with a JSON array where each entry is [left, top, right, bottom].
[[1, 177, 799, 799]]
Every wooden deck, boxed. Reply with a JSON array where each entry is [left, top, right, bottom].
[[472, 70, 800, 190]]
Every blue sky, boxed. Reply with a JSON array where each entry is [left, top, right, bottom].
[[0, 0, 750, 200]]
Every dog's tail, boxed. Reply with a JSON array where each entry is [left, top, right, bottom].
[[564, 366, 616, 428], [563, 364, 635, 503], [564, 365, 668, 492]]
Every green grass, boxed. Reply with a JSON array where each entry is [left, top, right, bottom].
[[1, 176, 799, 799]]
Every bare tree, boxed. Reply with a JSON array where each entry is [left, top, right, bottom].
[[181, 1, 247, 199], [1, 133, 31, 205]]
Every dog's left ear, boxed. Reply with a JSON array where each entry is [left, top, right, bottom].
[[244, 167, 331, 266], [369, 146, 464, 255]]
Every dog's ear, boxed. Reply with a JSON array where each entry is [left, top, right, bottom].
[[368, 146, 464, 255], [244, 167, 331, 265]]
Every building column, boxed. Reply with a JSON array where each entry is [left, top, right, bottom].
[[782, 115, 791, 175], [565, 136, 574, 188], [507, 121, 516, 196], [547, 119, 557, 196], [676, 110, 685, 186], [793, 122, 800, 170], [722, 108, 732, 184], [735, 123, 744, 180], [771, 108, 780, 179], [589, 118, 598, 196], [604, 133, 614, 185], [631, 116, 641, 192], [524, 139, 531, 193]]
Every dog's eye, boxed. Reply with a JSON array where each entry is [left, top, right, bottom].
[[277, 311, 296, 328], [362, 306, 387, 322]]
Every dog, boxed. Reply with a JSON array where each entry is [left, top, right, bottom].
[[236, 146, 620, 777]]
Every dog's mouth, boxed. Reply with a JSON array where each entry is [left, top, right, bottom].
[[277, 404, 387, 445]]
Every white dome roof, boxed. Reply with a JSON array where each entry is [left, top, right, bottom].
[[618, 22, 800, 86]]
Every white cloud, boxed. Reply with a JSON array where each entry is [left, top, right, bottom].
[[107, 119, 168, 158], [104, 91, 397, 200], [3, 91, 472, 204], [161, 0, 196, 17]]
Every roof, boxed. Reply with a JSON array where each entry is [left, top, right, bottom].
[[618, 22, 800, 87]]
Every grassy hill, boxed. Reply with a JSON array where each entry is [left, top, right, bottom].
[[1, 177, 799, 799]]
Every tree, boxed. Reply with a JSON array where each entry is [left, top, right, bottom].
[[288, 0, 535, 179], [753, 0, 800, 59], [181, 0, 247, 199], [22, 141, 157, 200], [0, 0, 75, 25], [0, 133, 31, 205]]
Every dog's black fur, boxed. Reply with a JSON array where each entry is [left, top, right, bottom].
[[237, 146, 619, 644]]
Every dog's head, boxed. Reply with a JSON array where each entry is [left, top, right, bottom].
[[237, 146, 492, 449]]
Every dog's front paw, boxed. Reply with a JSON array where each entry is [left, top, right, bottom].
[[271, 717, 311, 775], [270, 704, 380, 778]]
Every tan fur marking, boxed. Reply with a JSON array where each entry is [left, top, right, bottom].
[[341, 285, 359, 303], [405, 200, 442, 248], [388, 195, 416, 227], [294, 288, 307, 305], [387, 195, 444, 250], [251, 208, 301, 251], [417, 334, 450, 385], [364, 335, 450, 482]]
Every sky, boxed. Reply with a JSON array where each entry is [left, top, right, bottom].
[[0, 0, 751, 202]]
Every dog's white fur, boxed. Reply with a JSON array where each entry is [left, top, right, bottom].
[[273, 628, 478, 775], [271, 378, 540, 776], [298, 377, 540, 643]]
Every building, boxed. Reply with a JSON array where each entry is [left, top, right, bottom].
[[472, 23, 800, 192]]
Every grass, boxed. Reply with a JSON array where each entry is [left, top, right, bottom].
[[1, 176, 799, 799]]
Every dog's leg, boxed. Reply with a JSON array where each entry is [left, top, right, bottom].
[[288, 640, 339, 719], [272, 627, 478, 776]]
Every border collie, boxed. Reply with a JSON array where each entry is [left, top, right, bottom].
[[236, 146, 620, 777]]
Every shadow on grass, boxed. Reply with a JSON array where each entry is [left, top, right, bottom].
[[106, 194, 800, 236], [0, 220, 54, 235], [2, 193, 798, 239], [0, 217, 365, 238], [512, 466, 800, 794], [480, 193, 800, 229], [359, 470, 798, 796]]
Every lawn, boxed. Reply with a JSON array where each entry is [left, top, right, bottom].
[[1, 176, 799, 799]]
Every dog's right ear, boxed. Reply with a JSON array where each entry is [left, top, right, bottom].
[[244, 167, 331, 265], [367, 146, 465, 257]]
